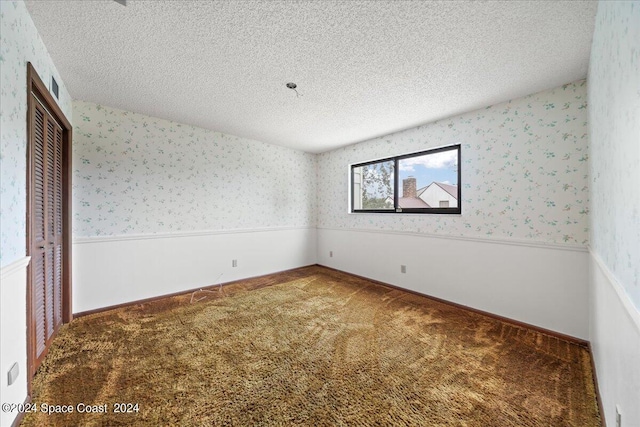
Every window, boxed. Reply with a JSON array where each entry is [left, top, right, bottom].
[[351, 144, 461, 214], [352, 160, 395, 211]]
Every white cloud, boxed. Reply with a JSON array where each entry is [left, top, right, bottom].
[[399, 150, 458, 172]]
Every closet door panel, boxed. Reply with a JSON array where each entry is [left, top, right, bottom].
[[53, 124, 64, 331], [30, 95, 65, 369], [31, 102, 48, 361]]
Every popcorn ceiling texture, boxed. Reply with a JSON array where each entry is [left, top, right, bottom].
[[317, 81, 590, 246], [72, 101, 317, 238], [25, 1, 596, 153], [0, 1, 72, 267], [588, 1, 640, 308]]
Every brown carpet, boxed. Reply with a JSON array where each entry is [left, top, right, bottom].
[[23, 266, 601, 426]]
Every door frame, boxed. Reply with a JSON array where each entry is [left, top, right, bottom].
[[25, 62, 73, 390]]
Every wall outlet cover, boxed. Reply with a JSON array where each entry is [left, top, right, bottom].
[[7, 362, 19, 386]]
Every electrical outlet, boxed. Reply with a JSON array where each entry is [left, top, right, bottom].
[[7, 362, 19, 386], [616, 404, 622, 427], [401, 265, 406, 274], [329, 251, 333, 258], [232, 259, 237, 268]]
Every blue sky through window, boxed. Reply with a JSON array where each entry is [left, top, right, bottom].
[[398, 149, 458, 190]]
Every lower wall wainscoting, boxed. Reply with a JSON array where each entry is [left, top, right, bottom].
[[72, 227, 316, 314], [317, 227, 589, 340], [589, 251, 640, 427], [1, 256, 31, 427]]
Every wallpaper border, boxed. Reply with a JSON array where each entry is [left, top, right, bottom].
[[73, 226, 316, 244], [318, 226, 588, 252]]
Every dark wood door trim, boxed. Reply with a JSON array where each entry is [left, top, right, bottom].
[[25, 62, 72, 391]]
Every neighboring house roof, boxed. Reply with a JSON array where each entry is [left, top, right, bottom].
[[418, 182, 458, 200], [398, 197, 430, 208], [434, 182, 458, 199]]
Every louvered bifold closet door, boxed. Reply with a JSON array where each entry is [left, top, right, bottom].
[[53, 126, 63, 331], [32, 102, 48, 360], [31, 95, 64, 369]]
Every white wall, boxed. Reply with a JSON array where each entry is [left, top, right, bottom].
[[72, 101, 318, 313], [0, 2, 72, 425], [588, 2, 640, 312], [589, 253, 640, 426], [587, 1, 640, 426], [317, 81, 590, 340], [73, 227, 316, 313], [318, 228, 588, 339], [0, 2, 73, 266], [0, 258, 30, 427], [72, 101, 317, 237], [317, 81, 590, 246]]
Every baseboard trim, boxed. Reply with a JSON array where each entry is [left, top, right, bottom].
[[73, 226, 314, 245], [316, 264, 589, 347], [76, 261, 591, 346], [317, 226, 588, 252], [73, 264, 316, 318], [586, 342, 607, 427], [10, 394, 31, 427], [71, 261, 601, 421]]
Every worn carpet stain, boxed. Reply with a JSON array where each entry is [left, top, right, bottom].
[[23, 266, 601, 426]]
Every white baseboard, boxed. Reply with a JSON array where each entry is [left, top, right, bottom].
[[72, 227, 316, 313], [589, 250, 640, 427], [317, 227, 589, 339], [0, 256, 30, 427]]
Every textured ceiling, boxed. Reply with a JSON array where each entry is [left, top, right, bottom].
[[25, 1, 597, 153]]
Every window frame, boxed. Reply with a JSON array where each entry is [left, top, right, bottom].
[[350, 144, 461, 215]]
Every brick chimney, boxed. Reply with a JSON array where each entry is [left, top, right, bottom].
[[403, 177, 417, 198]]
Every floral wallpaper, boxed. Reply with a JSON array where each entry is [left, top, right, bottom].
[[317, 81, 590, 246], [0, 0, 72, 267], [588, 1, 640, 309], [72, 101, 316, 237]]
